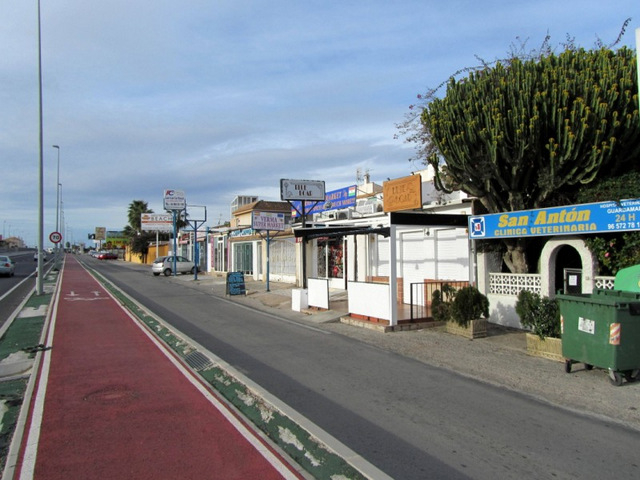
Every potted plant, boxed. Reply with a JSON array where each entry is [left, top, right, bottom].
[[445, 286, 490, 339], [515, 290, 562, 361], [431, 283, 457, 323]]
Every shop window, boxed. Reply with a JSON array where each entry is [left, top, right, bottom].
[[317, 238, 343, 279]]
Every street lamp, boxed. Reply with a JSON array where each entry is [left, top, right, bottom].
[[36, 0, 44, 295], [52, 145, 61, 268]]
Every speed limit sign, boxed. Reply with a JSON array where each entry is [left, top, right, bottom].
[[49, 231, 62, 244]]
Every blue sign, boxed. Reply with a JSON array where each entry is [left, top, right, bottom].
[[469, 198, 640, 240], [226, 271, 246, 295], [291, 185, 357, 217]]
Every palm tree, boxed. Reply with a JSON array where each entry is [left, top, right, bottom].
[[124, 200, 154, 262]]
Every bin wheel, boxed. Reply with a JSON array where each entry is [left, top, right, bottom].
[[564, 360, 572, 373], [609, 370, 624, 387], [585, 364, 594, 371], [624, 370, 638, 383]]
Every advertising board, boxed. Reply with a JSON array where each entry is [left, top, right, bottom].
[[383, 175, 422, 212], [252, 212, 286, 231], [280, 179, 325, 201], [141, 213, 173, 232], [291, 185, 357, 217], [163, 189, 186, 210], [469, 198, 640, 240]]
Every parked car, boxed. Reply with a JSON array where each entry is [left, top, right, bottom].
[[152, 256, 196, 276], [97, 252, 118, 260], [0, 255, 16, 277]]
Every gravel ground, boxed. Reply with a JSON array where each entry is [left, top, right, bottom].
[[177, 275, 640, 432]]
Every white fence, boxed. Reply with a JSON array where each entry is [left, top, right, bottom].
[[489, 273, 615, 296], [347, 281, 391, 321], [308, 278, 329, 310]]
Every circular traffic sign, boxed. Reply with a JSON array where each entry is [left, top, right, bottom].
[[49, 231, 62, 244]]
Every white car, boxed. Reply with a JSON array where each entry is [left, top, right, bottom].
[[0, 255, 15, 277], [33, 251, 47, 261], [152, 256, 196, 276]]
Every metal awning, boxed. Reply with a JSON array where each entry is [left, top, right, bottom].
[[294, 225, 390, 240], [389, 211, 469, 228], [293, 212, 469, 241]]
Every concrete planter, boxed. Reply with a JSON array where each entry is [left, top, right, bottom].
[[446, 318, 488, 339], [525, 333, 563, 362]]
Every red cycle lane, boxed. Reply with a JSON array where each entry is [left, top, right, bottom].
[[15, 256, 302, 480]]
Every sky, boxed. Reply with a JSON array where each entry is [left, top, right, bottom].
[[1, 1, 638, 248]]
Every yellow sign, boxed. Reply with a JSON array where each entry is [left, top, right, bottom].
[[95, 227, 106, 241], [383, 175, 422, 212]]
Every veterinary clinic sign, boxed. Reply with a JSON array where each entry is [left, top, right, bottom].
[[469, 198, 640, 240]]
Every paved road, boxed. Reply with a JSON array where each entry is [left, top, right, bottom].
[[85, 257, 640, 480], [14, 256, 305, 480]]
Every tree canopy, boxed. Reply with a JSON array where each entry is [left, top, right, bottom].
[[411, 44, 640, 272], [124, 200, 154, 257]]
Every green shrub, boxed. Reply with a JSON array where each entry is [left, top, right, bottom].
[[431, 284, 457, 322], [450, 286, 490, 327], [515, 290, 561, 339]]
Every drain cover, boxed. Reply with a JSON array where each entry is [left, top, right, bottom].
[[184, 351, 213, 371]]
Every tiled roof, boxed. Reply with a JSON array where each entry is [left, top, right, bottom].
[[233, 200, 291, 215]]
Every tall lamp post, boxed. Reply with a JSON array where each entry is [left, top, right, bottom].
[[52, 145, 61, 268], [36, 0, 44, 295]]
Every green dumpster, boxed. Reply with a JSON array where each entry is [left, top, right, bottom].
[[613, 264, 640, 292], [557, 290, 640, 386]]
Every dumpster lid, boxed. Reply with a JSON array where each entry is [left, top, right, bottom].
[[614, 264, 640, 292]]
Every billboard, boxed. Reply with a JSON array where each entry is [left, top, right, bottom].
[[291, 185, 357, 217], [383, 175, 422, 212], [163, 189, 186, 210], [141, 213, 173, 232], [469, 198, 640, 240], [280, 179, 325, 201], [252, 212, 286, 231]]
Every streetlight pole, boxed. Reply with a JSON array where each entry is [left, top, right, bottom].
[[53, 145, 61, 268], [36, 0, 44, 295]]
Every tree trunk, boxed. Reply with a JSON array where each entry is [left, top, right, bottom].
[[503, 238, 529, 273]]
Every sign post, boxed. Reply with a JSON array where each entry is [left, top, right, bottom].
[[141, 213, 173, 259], [252, 211, 286, 291], [163, 189, 186, 276], [184, 205, 207, 280], [280, 179, 325, 288]]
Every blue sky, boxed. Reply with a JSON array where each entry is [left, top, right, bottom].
[[1, 0, 638, 247]]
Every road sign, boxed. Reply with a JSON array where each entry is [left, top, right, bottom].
[[163, 189, 186, 210], [49, 231, 62, 244]]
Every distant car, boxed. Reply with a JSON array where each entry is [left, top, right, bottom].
[[152, 256, 196, 276], [97, 252, 118, 260], [0, 255, 16, 277]]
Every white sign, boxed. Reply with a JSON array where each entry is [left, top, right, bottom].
[[578, 316, 595, 335], [252, 212, 285, 231], [163, 189, 186, 210], [280, 179, 325, 201], [141, 213, 173, 232], [49, 231, 62, 243]]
